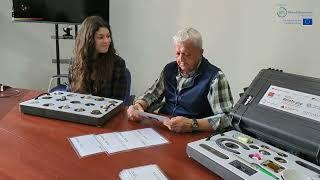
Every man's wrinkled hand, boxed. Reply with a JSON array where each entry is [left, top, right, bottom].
[[163, 116, 193, 133], [127, 104, 144, 121]]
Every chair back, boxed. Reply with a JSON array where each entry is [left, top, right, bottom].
[[124, 68, 135, 105], [48, 74, 68, 92]]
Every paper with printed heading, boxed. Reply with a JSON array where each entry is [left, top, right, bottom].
[[69, 134, 105, 157], [259, 85, 320, 122], [119, 164, 168, 180], [95, 128, 169, 154]]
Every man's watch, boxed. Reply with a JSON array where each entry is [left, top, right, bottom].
[[191, 119, 199, 131]]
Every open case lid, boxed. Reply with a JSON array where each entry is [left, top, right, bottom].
[[231, 69, 320, 165]]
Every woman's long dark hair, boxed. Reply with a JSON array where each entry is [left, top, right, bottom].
[[71, 16, 116, 94]]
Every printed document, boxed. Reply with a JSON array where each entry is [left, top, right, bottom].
[[96, 128, 169, 154], [69, 134, 105, 157], [119, 164, 168, 180], [134, 110, 169, 122]]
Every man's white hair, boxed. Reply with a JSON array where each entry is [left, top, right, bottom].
[[173, 27, 202, 49]]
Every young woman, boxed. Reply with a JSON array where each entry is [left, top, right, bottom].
[[68, 16, 127, 100]]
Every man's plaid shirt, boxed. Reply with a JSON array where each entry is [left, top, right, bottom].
[[138, 63, 234, 130]]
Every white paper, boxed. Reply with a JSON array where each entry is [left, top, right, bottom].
[[96, 128, 169, 154], [259, 85, 320, 122], [69, 134, 105, 157], [135, 128, 169, 146], [119, 164, 168, 180], [95, 132, 130, 153], [134, 110, 169, 122]]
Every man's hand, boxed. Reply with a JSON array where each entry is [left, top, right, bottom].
[[127, 103, 144, 122], [163, 116, 193, 133]]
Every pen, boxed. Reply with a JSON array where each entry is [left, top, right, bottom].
[[251, 163, 279, 180], [233, 154, 279, 179]]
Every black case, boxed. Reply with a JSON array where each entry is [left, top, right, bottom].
[[231, 69, 320, 165]]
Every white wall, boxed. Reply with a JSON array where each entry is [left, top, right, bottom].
[[111, 0, 320, 101], [1, 0, 319, 102]]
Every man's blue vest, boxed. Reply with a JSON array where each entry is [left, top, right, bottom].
[[159, 57, 220, 119]]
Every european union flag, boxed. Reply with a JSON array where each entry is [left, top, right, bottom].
[[303, 18, 313, 25]]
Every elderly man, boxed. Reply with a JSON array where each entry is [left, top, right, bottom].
[[127, 27, 233, 133]]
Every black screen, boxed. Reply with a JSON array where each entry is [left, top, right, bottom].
[[12, 0, 109, 24]]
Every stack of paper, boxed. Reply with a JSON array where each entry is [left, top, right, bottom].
[[69, 128, 169, 158]]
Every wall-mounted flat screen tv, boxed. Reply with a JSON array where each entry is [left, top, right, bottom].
[[11, 0, 109, 24]]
